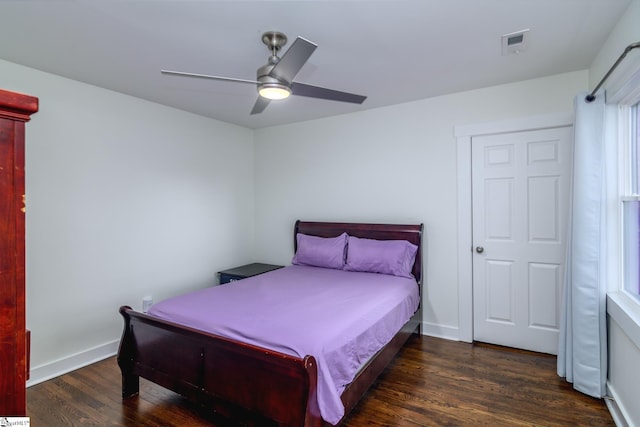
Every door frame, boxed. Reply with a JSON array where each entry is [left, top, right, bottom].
[[454, 112, 573, 343]]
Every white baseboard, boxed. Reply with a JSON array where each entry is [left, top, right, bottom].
[[27, 339, 120, 387], [421, 321, 460, 341], [606, 382, 633, 427]]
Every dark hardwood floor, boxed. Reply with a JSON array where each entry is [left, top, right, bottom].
[[27, 335, 614, 426]]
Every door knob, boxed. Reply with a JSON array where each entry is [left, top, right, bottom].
[[476, 246, 484, 253]]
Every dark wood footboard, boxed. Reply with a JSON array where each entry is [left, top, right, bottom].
[[118, 305, 420, 427], [118, 306, 321, 426]]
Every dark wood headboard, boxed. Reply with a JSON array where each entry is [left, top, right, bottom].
[[294, 220, 424, 285]]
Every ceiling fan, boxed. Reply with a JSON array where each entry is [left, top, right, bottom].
[[161, 31, 367, 115]]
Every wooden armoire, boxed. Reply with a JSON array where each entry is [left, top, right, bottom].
[[0, 89, 38, 415]]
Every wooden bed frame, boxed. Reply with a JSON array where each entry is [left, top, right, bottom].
[[118, 220, 423, 426]]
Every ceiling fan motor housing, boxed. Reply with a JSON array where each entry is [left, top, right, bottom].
[[257, 62, 284, 84], [256, 61, 291, 98]]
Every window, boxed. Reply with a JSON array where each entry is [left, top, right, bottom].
[[623, 102, 640, 301]]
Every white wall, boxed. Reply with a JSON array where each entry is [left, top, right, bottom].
[[589, 1, 640, 425], [253, 70, 587, 337], [0, 59, 255, 383], [609, 319, 640, 425]]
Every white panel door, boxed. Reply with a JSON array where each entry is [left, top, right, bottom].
[[472, 127, 572, 354]]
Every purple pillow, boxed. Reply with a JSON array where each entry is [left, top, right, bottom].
[[344, 235, 418, 279], [292, 232, 347, 269]]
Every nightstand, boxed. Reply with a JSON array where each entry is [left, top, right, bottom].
[[218, 263, 284, 284]]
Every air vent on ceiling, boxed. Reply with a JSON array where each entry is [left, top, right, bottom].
[[502, 29, 529, 56]]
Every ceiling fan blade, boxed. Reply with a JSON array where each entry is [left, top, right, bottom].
[[291, 82, 367, 104], [269, 37, 317, 83], [250, 96, 270, 115], [161, 69, 257, 84]]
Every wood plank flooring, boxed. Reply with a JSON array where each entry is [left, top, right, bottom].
[[26, 335, 614, 426]]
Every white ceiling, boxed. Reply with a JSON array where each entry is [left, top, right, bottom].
[[0, 0, 631, 129]]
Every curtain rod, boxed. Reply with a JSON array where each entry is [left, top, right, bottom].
[[585, 41, 640, 102]]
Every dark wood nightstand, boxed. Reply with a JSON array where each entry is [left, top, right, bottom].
[[218, 263, 284, 284]]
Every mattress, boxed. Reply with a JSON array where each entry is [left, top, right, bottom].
[[148, 264, 420, 425]]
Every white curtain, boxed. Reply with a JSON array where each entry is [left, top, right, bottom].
[[557, 92, 609, 398]]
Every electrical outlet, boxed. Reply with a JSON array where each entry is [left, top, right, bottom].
[[142, 296, 153, 313]]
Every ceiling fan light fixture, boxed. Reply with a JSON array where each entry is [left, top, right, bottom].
[[162, 31, 366, 115], [258, 83, 291, 100]]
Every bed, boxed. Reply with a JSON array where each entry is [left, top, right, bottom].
[[117, 220, 423, 426]]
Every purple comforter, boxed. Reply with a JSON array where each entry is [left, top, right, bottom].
[[148, 265, 420, 425]]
